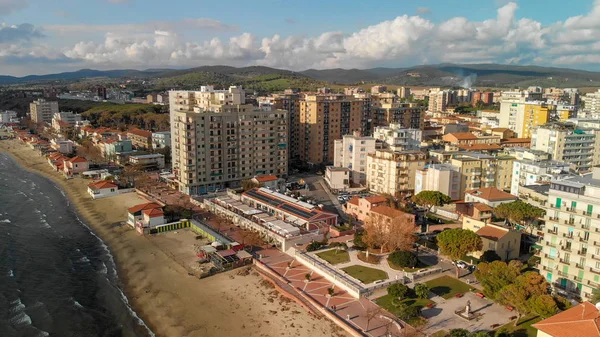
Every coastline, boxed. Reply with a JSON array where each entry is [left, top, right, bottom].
[[0, 139, 347, 337]]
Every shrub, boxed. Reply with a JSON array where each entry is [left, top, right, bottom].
[[398, 305, 421, 320], [388, 283, 409, 300], [449, 329, 469, 337], [306, 241, 323, 252], [388, 250, 417, 268], [480, 250, 502, 263], [414, 283, 430, 299]]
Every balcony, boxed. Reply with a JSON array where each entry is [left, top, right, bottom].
[[562, 246, 572, 252], [559, 258, 571, 265], [562, 233, 574, 239], [588, 280, 600, 288], [594, 241, 600, 247], [579, 237, 589, 243], [578, 249, 588, 256], [547, 229, 557, 234], [590, 267, 600, 275], [544, 253, 555, 260], [576, 263, 585, 269]]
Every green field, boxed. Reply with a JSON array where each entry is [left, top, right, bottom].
[[425, 275, 473, 299], [342, 265, 388, 284], [316, 249, 350, 265]]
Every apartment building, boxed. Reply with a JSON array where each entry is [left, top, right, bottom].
[[450, 152, 514, 196], [580, 89, 600, 119], [556, 105, 577, 121], [372, 124, 422, 151], [415, 164, 461, 200], [51, 111, 82, 132], [366, 150, 427, 196], [170, 91, 288, 195], [510, 159, 571, 195], [152, 131, 171, 149], [333, 132, 377, 185], [30, 99, 59, 124], [272, 90, 300, 161], [127, 128, 153, 149], [531, 122, 600, 173], [373, 102, 425, 130], [428, 90, 450, 113], [0, 110, 17, 124], [397, 87, 411, 99], [297, 93, 365, 164], [499, 100, 553, 138], [539, 167, 600, 300]]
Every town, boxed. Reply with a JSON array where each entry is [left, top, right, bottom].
[[3, 82, 600, 337]]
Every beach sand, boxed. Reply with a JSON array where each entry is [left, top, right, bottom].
[[0, 139, 348, 337]]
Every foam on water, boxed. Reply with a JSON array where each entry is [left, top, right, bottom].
[[9, 311, 32, 326], [8, 269, 14, 277], [73, 299, 84, 309], [9, 299, 25, 314], [77, 256, 90, 263], [40, 220, 51, 229], [99, 262, 107, 274], [0, 219, 11, 223]]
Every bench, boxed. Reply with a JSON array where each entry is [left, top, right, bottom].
[[426, 303, 435, 309], [490, 324, 500, 329], [506, 306, 514, 311], [476, 292, 485, 298], [510, 316, 518, 320], [455, 293, 464, 298]]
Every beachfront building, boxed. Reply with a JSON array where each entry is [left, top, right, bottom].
[[464, 187, 518, 207], [372, 124, 423, 151], [129, 153, 165, 170], [324, 166, 350, 192], [170, 88, 288, 195], [344, 195, 388, 223], [127, 128, 153, 149], [87, 180, 118, 199], [538, 167, 600, 300], [30, 99, 59, 124], [332, 132, 377, 186], [63, 156, 89, 177], [51, 111, 83, 132], [50, 139, 75, 154], [151, 131, 171, 149], [127, 202, 164, 228], [366, 150, 427, 196], [415, 164, 462, 200]]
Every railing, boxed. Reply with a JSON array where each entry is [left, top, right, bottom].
[[295, 251, 364, 297]]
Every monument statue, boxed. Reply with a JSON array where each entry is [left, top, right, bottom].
[[465, 300, 471, 317]]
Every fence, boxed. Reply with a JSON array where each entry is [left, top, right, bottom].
[[148, 220, 190, 234], [405, 267, 443, 282], [432, 207, 460, 221]]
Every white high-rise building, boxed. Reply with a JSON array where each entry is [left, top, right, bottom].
[[333, 132, 376, 186], [0, 111, 17, 124], [581, 89, 600, 119], [30, 99, 59, 124], [169, 87, 288, 195], [372, 124, 422, 151]]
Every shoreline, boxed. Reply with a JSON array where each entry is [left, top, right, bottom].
[[0, 139, 347, 337]]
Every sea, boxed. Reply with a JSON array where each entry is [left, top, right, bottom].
[[0, 153, 153, 337]]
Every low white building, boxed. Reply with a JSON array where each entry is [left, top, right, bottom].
[[0, 110, 17, 124], [333, 131, 376, 186], [87, 180, 118, 199], [129, 153, 165, 170], [510, 159, 571, 195], [325, 166, 350, 192], [373, 124, 423, 151], [50, 139, 75, 154], [251, 175, 280, 190], [415, 164, 461, 200]]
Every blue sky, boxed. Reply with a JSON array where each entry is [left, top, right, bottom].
[[1, 0, 600, 75]]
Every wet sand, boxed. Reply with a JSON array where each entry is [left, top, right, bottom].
[[0, 139, 347, 337]]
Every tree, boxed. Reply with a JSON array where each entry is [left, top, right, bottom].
[[365, 307, 382, 332], [363, 213, 415, 254], [353, 231, 367, 250], [480, 250, 502, 263], [553, 295, 572, 311], [494, 328, 511, 337], [334, 242, 348, 254], [412, 191, 452, 213], [387, 283, 409, 300], [398, 306, 421, 321], [493, 200, 545, 234], [497, 272, 550, 326], [469, 332, 491, 337], [592, 287, 600, 304], [388, 250, 417, 268], [327, 287, 335, 297], [474, 260, 521, 300], [528, 294, 558, 318], [414, 283, 430, 299], [449, 329, 469, 337], [306, 241, 323, 252], [241, 179, 260, 191], [436, 229, 482, 278]]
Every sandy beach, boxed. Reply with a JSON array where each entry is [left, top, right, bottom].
[[0, 139, 347, 337]]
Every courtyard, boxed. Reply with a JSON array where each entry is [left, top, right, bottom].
[[316, 249, 351, 265], [341, 265, 388, 284]]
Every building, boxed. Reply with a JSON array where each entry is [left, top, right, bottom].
[[127, 128, 153, 149], [0, 111, 17, 124], [499, 100, 553, 138], [324, 167, 350, 192], [428, 90, 450, 113], [373, 102, 425, 130], [272, 91, 300, 162], [366, 150, 427, 196], [463, 222, 521, 261], [30, 99, 59, 124], [129, 154, 165, 170], [87, 180, 119, 199], [170, 90, 288, 195], [367, 205, 417, 232], [556, 104, 577, 121], [104, 139, 133, 160], [451, 153, 514, 195], [50, 139, 75, 154], [127, 202, 164, 228], [241, 187, 338, 228], [63, 156, 89, 177], [581, 89, 600, 119], [344, 195, 388, 223], [251, 175, 280, 190], [464, 187, 518, 207], [539, 167, 600, 300], [510, 159, 571, 195], [333, 132, 377, 186], [372, 124, 422, 151], [533, 301, 600, 337], [442, 132, 501, 146], [398, 87, 411, 99], [531, 122, 600, 173], [152, 131, 171, 149], [415, 164, 461, 200], [371, 86, 387, 94], [51, 111, 83, 132]]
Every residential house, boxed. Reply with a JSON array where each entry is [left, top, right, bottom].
[[344, 195, 389, 222], [127, 202, 164, 227], [367, 205, 418, 232], [127, 128, 153, 149], [532, 302, 600, 337], [63, 156, 89, 177], [87, 180, 118, 199], [251, 175, 280, 190], [129, 154, 165, 170], [464, 187, 518, 207], [324, 167, 350, 192], [469, 223, 522, 261]]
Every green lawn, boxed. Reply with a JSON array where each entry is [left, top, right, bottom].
[[342, 265, 388, 284], [389, 259, 431, 273], [376, 293, 433, 326], [425, 275, 473, 299], [497, 315, 541, 337], [316, 249, 350, 265]]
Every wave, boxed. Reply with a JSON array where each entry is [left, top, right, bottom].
[[9, 311, 32, 326], [77, 256, 91, 263], [73, 299, 84, 309], [8, 269, 14, 277], [0, 219, 10, 223], [9, 298, 26, 314], [99, 262, 108, 274], [40, 220, 51, 229]]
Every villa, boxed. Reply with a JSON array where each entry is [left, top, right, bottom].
[[87, 180, 119, 199], [127, 202, 164, 228], [63, 156, 89, 177]]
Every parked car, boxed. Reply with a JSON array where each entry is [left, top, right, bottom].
[[452, 260, 469, 269]]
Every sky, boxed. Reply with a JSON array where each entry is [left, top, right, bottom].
[[1, 0, 600, 76]]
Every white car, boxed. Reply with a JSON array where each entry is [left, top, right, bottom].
[[453, 260, 469, 269]]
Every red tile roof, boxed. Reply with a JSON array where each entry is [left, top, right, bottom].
[[127, 202, 162, 214], [88, 180, 117, 190], [128, 128, 152, 138], [446, 132, 478, 140], [370, 206, 414, 220], [364, 195, 388, 204], [475, 226, 508, 241], [143, 208, 164, 218], [533, 302, 600, 337], [466, 187, 517, 202], [347, 197, 359, 206], [68, 156, 88, 163], [254, 175, 278, 183]]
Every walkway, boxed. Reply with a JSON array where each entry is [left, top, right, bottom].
[[317, 179, 348, 221]]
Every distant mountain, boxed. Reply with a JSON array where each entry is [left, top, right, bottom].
[[2, 63, 600, 88]]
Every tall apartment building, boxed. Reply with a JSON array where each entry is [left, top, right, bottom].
[[539, 167, 600, 300], [297, 94, 366, 164], [398, 87, 411, 99], [510, 159, 571, 195], [531, 122, 600, 173], [556, 105, 577, 121], [428, 90, 449, 113], [169, 89, 288, 195], [499, 100, 553, 138], [333, 132, 377, 185], [366, 150, 427, 196], [415, 164, 461, 200], [450, 152, 514, 196], [581, 89, 600, 119], [272, 91, 300, 161], [372, 124, 422, 151], [30, 99, 59, 124], [373, 102, 425, 130]]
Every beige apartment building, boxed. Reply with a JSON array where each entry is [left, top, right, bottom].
[[415, 164, 461, 200], [450, 152, 514, 196], [30, 99, 59, 124], [272, 90, 300, 161], [169, 87, 288, 195], [366, 150, 427, 196], [373, 102, 425, 130]]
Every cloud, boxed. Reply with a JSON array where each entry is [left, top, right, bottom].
[[416, 7, 431, 15], [0, 0, 27, 15], [7, 1, 600, 74]]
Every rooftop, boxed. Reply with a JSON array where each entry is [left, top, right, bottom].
[[127, 202, 162, 214], [87, 180, 117, 190], [533, 302, 600, 337], [130, 154, 164, 159], [476, 225, 509, 241], [253, 174, 278, 182], [370, 205, 413, 219], [466, 187, 518, 201], [128, 128, 152, 137], [445, 132, 478, 140], [243, 188, 335, 222], [326, 166, 351, 172], [457, 144, 502, 151]]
